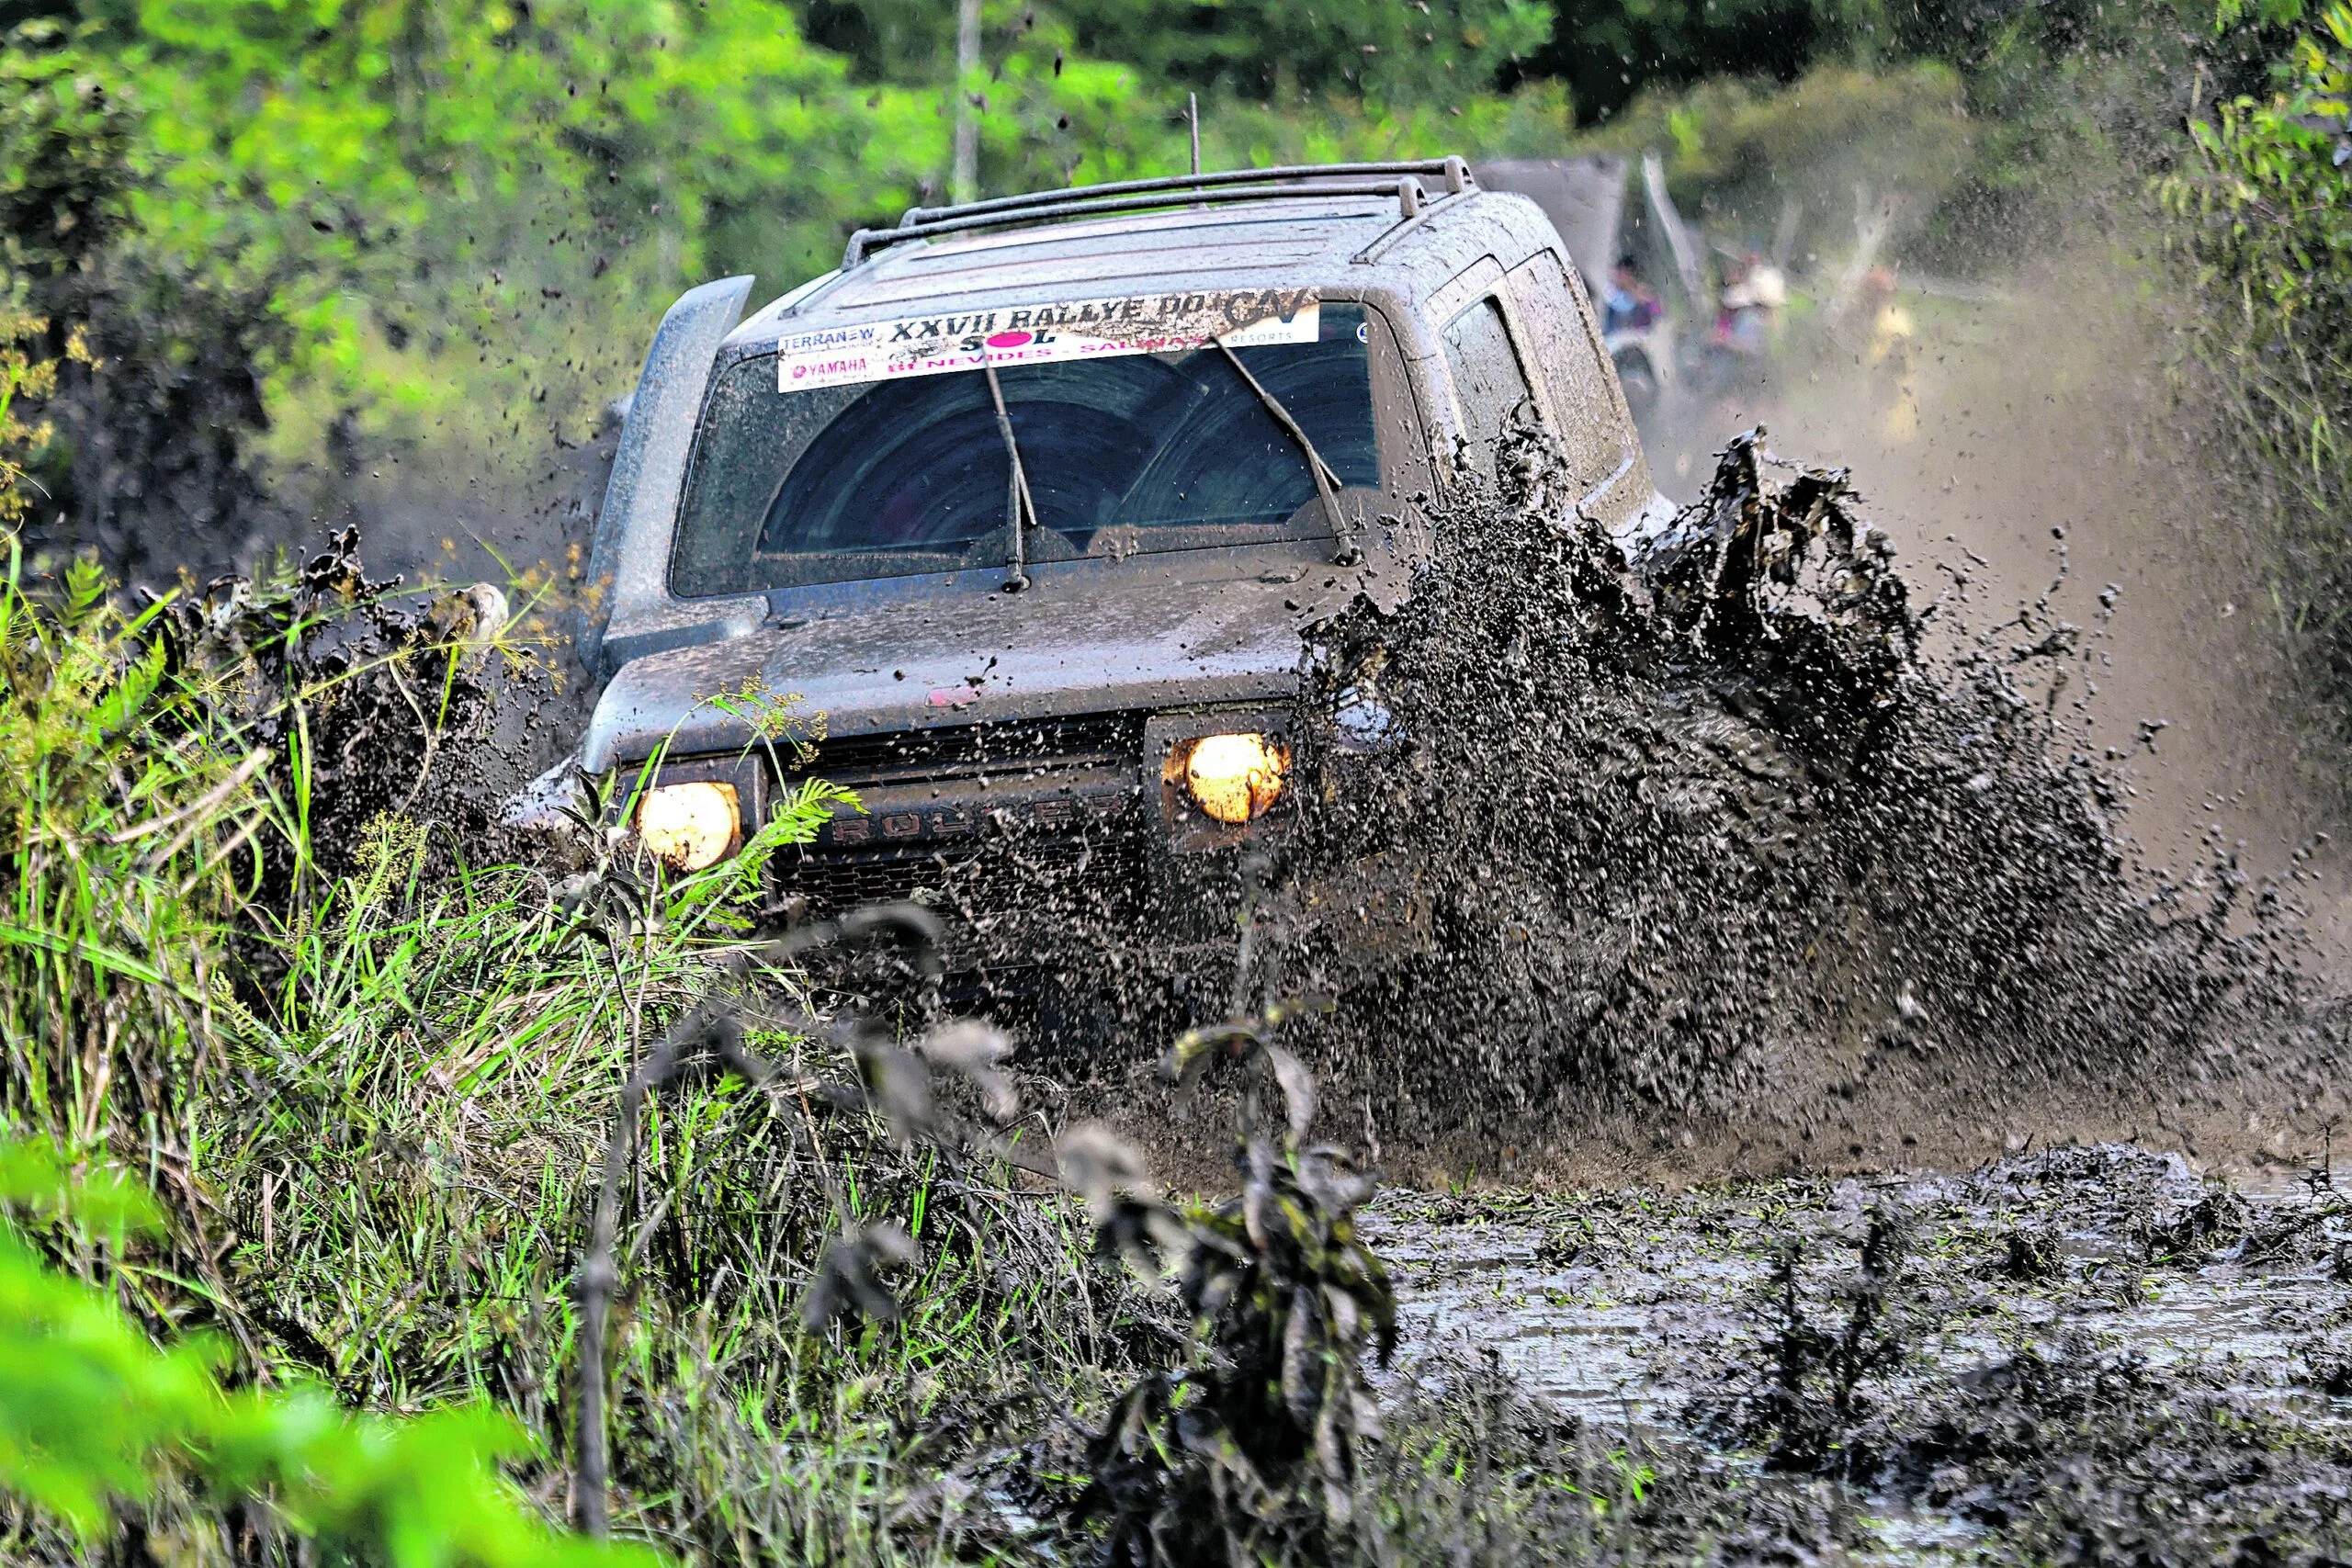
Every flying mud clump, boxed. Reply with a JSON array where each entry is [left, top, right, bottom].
[[156, 526, 540, 893], [1254, 430, 2318, 1163]]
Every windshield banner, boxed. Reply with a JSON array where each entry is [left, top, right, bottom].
[[773, 288, 1320, 392]]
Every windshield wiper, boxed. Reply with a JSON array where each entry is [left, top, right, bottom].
[[983, 361, 1039, 592], [1213, 338, 1362, 567]]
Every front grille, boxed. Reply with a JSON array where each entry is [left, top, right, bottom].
[[795, 713, 1142, 786], [775, 847, 959, 913], [775, 709, 1152, 924]]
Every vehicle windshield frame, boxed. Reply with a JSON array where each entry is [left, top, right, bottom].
[[663, 293, 1418, 602]]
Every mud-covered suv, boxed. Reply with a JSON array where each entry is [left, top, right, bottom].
[[566, 158, 1668, 930]]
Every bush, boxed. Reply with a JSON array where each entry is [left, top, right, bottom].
[[0, 24, 298, 581], [2159, 3, 2352, 724], [0, 1135, 660, 1564]]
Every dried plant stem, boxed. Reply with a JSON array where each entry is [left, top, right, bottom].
[[574, 1005, 767, 1537]]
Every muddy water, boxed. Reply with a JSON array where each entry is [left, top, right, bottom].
[[1367, 1146, 2352, 1562]]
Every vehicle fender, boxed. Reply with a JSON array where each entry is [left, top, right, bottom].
[[581, 275, 756, 675]]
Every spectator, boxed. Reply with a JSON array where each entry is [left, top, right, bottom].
[[1716, 246, 1784, 359], [1602, 256, 1660, 334], [1861, 267, 1920, 442]]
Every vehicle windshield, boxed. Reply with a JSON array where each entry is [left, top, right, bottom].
[[669, 304, 1379, 596]]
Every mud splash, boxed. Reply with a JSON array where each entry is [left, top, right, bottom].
[[158, 526, 547, 891], [1221, 428, 2338, 1175], [885, 427, 2340, 1182]]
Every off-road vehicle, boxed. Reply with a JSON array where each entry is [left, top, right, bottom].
[[562, 157, 1670, 946]]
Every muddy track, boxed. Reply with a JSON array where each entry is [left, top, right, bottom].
[[1371, 1144, 2352, 1564]]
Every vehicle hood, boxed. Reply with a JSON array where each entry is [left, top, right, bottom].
[[580, 541, 1405, 770]]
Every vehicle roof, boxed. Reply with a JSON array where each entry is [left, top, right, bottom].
[[724, 187, 1556, 348]]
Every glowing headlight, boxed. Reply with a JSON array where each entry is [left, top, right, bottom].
[[638, 781, 741, 871], [1176, 733, 1289, 825]]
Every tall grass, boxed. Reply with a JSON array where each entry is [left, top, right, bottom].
[[215, 824, 1140, 1556], [0, 543, 263, 1200], [0, 536, 1157, 1562], [2161, 3, 2352, 733]]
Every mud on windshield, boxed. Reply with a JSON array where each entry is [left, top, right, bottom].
[[668, 304, 1384, 597]]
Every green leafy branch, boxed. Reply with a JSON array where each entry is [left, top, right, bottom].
[[0, 1136, 662, 1565]]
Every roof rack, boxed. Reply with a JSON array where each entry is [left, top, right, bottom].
[[839, 157, 1476, 269]]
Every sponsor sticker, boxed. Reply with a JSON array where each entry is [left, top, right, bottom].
[[775, 287, 1321, 392]]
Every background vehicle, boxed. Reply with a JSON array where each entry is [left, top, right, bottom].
[[561, 159, 1668, 951]]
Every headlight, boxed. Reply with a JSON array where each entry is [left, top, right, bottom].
[[638, 781, 741, 871], [1170, 732, 1289, 825]]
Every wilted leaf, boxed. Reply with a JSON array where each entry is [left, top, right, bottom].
[[921, 1020, 1019, 1122], [1057, 1122, 1151, 1212], [854, 1042, 933, 1145], [1280, 1284, 1317, 1426], [1060, 1124, 1188, 1276], [803, 1222, 917, 1328], [1264, 1044, 1317, 1139], [1295, 1145, 1377, 1213], [1241, 1137, 1276, 1251]]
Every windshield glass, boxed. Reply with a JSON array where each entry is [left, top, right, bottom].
[[670, 304, 1379, 596]]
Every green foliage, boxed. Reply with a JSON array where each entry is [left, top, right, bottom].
[[2222, 0, 2317, 25], [2165, 3, 2352, 348], [1048, 0, 1551, 106], [1589, 62, 1973, 264], [0, 1135, 661, 1563], [1577, 0, 2255, 279], [1837, 0, 2182, 72], [2159, 3, 2352, 709], [58, 0, 904, 478], [814, 0, 1550, 106], [0, 24, 142, 278], [0, 18, 297, 580], [0, 301, 82, 525], [1525, 0, 1832, 126]]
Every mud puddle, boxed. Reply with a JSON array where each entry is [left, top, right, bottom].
[[1365, 1145, 2352, 1562]]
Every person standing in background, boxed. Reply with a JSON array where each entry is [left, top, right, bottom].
[[1861, 267, 1919, 443], [1602, 256, 1660, 334]]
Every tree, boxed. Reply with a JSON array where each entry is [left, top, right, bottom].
[[1519, 0, 1829, 124], [1048, 0, 1552, 105]]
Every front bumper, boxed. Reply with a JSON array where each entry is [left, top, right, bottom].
[[642, 706, 1294, 942]]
